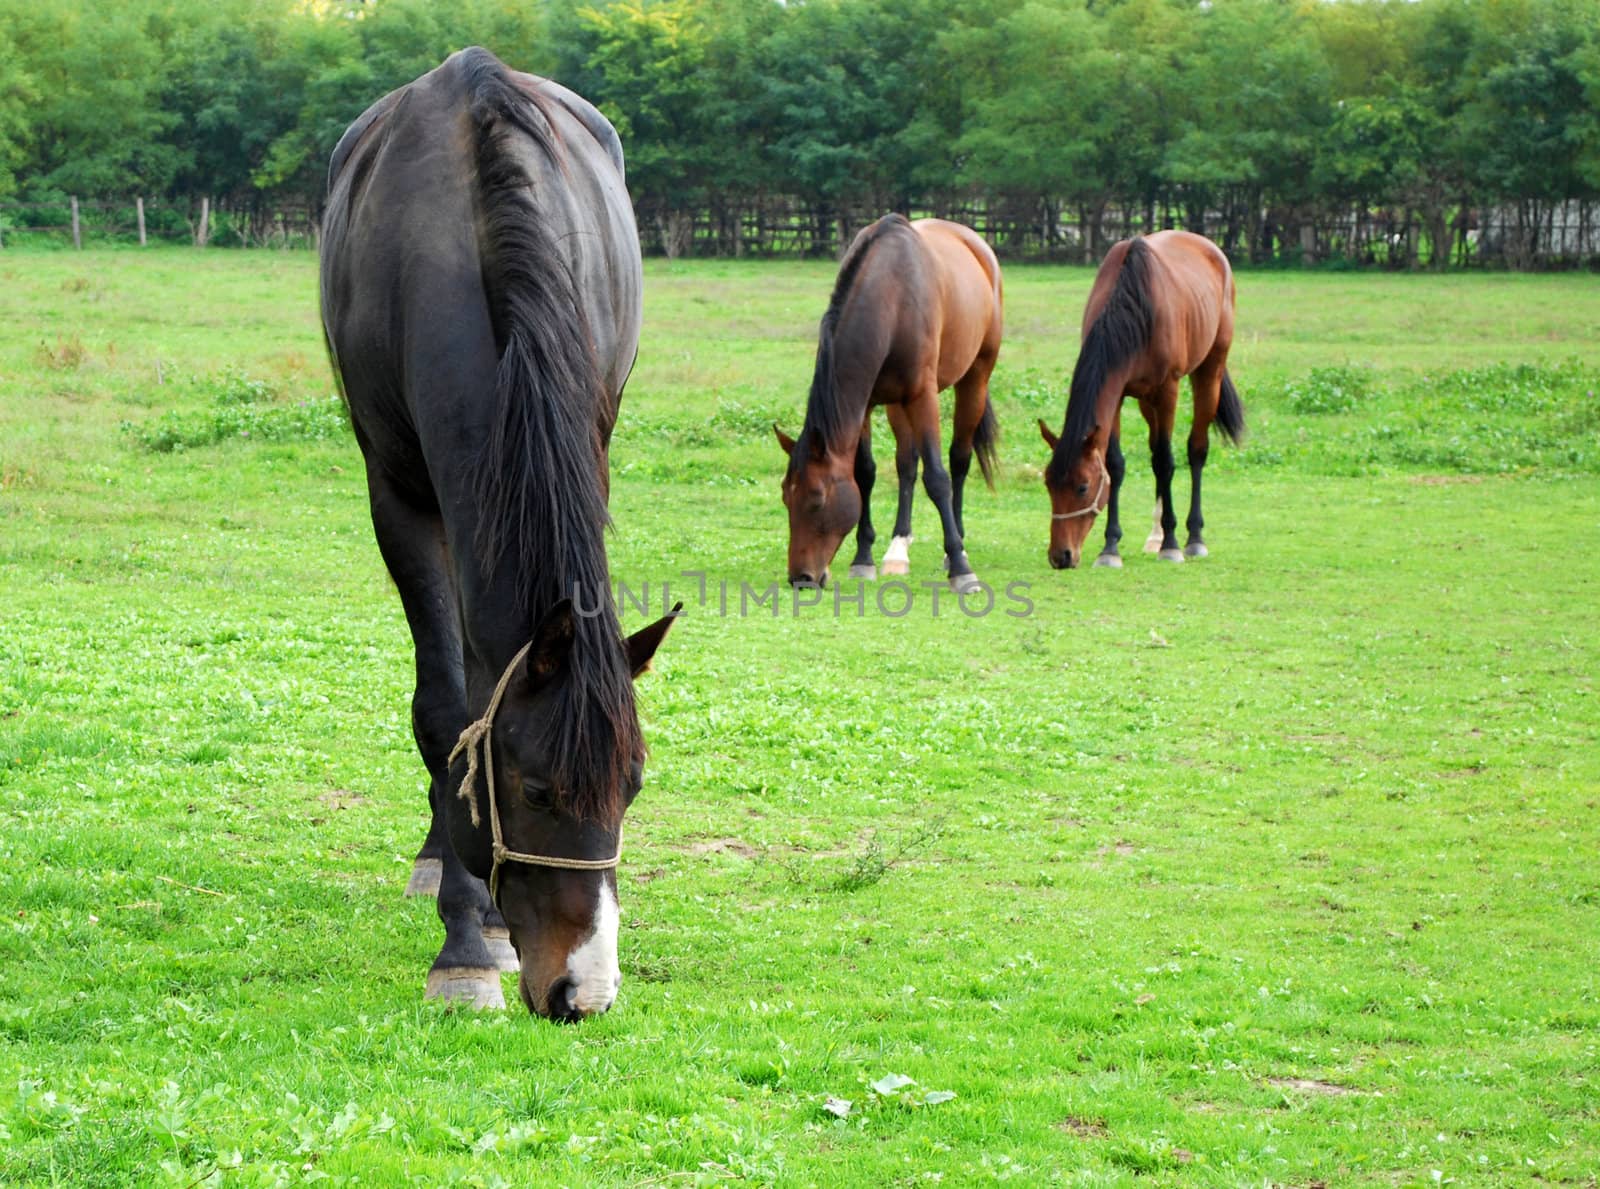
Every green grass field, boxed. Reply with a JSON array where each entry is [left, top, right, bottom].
[[2, 248, 1597, 1187]]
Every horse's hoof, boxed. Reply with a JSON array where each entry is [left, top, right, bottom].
[[1143, 537, 1163, 554], [425, 967, 505, 1010], [481, 924, 520, 973], [848, 563, 877, 580], [950, 572, 982, 595], [881, 560, 910, 576], [1157, 548, 1186, 563], [1093, 553, 1123, 568], [1184, 542, 1208, 559], [404, 857, 442, 898]]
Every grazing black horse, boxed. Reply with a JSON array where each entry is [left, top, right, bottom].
[[320, 48, 676, 1019]]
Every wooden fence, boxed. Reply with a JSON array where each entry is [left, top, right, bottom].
[[0, 197, 318, 249], [3, 193, 1597, 268]]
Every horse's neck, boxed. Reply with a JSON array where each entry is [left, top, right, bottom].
[[458, 511, 610, 685]]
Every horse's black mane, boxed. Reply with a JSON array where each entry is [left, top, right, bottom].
[[1049, 237, 1154, 484], [462, 47, 639, 822], [792, 213, 913, 465]]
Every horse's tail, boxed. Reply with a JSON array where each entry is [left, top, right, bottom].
[[1057, 239, 1154, 459], [973, 398, 1000, 488], [462, 47, 639, 823], [1215, 367, 1246, 444]]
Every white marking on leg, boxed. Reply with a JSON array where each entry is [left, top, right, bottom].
[[1143, 499, 1164, 553], [565, 880, 621, 1016], [882, 535, 912, 575]]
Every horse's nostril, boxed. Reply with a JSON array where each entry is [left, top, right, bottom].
[[546, 976, 582, 1023], [792, 573, 815, 588]]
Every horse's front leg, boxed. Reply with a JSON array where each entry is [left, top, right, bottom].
[[366, 472, 511, 1010], [847, 414, 878, 579], [1095, 428, 1128, 568], [882, 402, 917, 576]]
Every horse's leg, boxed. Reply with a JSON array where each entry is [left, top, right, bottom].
[[908, 383, 978, 592], [1185, 359, 1224, 559], [1137, 399, 1164, 554], [366, 473, 510, 1009], [848, 412, 878, 579], [1094, 419, 1128, 568], [948, 352, 996, 545], [1143, 383, 1185, 562], [882, 403, 917, 576]]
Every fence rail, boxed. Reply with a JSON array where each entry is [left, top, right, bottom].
[[3, 194, 1597, 268], [0, 197, 318, 249]]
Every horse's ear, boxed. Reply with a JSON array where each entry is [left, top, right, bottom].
[[773, 424, 797, 456], [626, 602, 682, 677], [521, 598, 576, 687], [1037, 418, 1060, 450], [1081, 424, 1101, 456]]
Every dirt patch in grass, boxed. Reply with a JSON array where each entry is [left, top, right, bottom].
[[1056, 1116, 1109, 1138], [1268, 1077, 1362, 1096], [316, 789, 370, 810], [684, 837, 760, 859]]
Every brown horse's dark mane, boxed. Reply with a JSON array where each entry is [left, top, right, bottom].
[[463, 48, 640, 823], [791, 213, 915, 467], [1049, 237, 1155, 486]]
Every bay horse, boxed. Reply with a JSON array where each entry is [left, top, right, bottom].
[[320, 48, 677, 1020], [774, 215, 1001, 592], [1039, 230, 1244, 569]]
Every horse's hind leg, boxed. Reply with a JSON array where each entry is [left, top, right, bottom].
[[948, 352, 996, 544], [366, 472, 510, 1010], [848, 413, 878, 579], [1184, 356, 1226, 558], [1142, 384, 1185, 561], [908, 381, 979, 593], [882, 403, 917, 576]]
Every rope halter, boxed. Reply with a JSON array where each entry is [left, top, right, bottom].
[[448, 640, 621, 903], [1051, 468, 1110, 521]]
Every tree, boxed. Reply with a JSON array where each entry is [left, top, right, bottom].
[[0, 23, 36, 199]]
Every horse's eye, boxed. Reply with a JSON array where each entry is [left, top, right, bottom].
[[1076, 483, 1089, 497], [521, 779, 553, 807]]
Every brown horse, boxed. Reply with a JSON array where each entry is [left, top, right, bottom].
[[775, 215, 1001, 592], [1039, 230, 1244, 569]]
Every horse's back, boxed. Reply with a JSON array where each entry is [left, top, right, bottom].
[[1146, 230, 1234, 367], [320, 49, 641, 472], [1083, 230, 1231, 381], [907, 219, 1002, 389]]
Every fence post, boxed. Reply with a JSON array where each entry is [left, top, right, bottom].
[[136, 197, 147, 246], [71, 196, 81, 249], [197, 196, 210, 247]]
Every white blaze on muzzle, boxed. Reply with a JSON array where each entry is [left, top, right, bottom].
[[563, 880, 621, 1016]]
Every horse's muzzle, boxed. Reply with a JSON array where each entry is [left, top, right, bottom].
[[1049, 549, 1078, 570]]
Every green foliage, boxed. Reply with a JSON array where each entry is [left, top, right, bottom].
[[1282, 364, 1383, 414], [1, 0, 1597, 259], [121, 370, 348, 453]]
